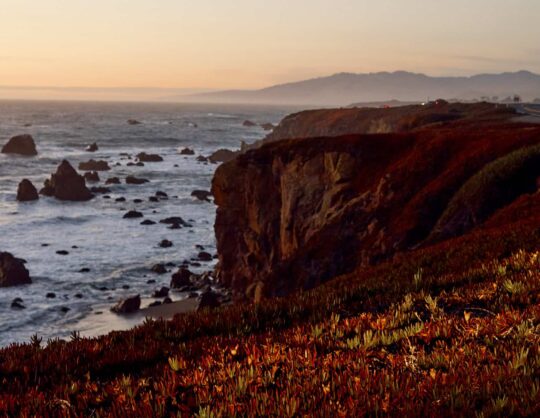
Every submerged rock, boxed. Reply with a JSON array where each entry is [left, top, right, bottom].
[[85, 142, 98, 152], [179, 147, 195, 155], [151, 264, 167, 274], [123, 210, 143, 219], [1, 134, 37, 156], [0, 252, 32, 287], [16, 179, 39, 201], [84, 171, 100, 183], [127, 119, 141, 125], [126, 176, 149, 185], [89, 186, 111, 194], [191, 190, 212, 202], [243, 120, 257, 127], [105, 177, 121, 185], [159, 217, 188, 226], [159, 239, 173, 248], [40, 160, 93, 201]]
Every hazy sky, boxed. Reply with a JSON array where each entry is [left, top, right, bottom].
[[1, 0, 540, 90]]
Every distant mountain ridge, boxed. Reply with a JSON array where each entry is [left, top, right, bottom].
[[179, 70, 540, 106]]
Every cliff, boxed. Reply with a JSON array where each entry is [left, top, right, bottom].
[[213, 106, 540, 298]]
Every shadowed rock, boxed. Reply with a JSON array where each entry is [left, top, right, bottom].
[[40, 160, 93, 201], [170, 268, 194, 288], [1, 134, 37, 156], [126, 176, 149, 185], [191, 190, 212, 202], [179, 147, 195, 155], [197, 290, 221, 311], [137, 152, 163, 162], [0, 252, 32, 287], [111, 295, 141, 314], [78, 160, 110, 171], [123, 210, 143, 219], [16, 179, 38, 201], [85, 142, 98, 152]]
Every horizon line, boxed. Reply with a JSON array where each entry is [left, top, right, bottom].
[[1, 69, 538, 93]]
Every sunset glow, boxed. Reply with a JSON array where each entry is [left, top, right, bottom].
[[1, 0, 539, 93]]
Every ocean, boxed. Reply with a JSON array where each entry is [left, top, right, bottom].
[[0, 100, 292, 347]]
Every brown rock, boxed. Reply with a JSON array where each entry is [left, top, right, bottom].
[[126, 176, 149, 185], [111, 295, 141, 314], [16, 179, 38, 201], [85, 142, 98, 152], [1, 134, 37, 156], [152, 287, 169, 298], [180, 147, 195, 155], [78, 160, 110, 171], [191, 190, 212, 202], [40, 160, 93, 201], [105, 177, 121, 185], [137, 152, 163, 162], [151, 263, 167, 274], [123, 210, 143, 219], [0, 252, 32, 287]]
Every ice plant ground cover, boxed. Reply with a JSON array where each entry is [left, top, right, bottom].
[[0, 210, 539, 416]]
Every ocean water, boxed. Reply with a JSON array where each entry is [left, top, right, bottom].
[[0, 100, 292, 347]]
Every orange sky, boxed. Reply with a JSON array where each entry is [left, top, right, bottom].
[[1, 0, 539, 91]]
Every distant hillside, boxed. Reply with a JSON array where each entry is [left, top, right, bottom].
[[178, 70, 540, 106]]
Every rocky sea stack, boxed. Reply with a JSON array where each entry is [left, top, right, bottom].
[[1, 134, 37, 156], [16, 179, 39, 201], [40, 160, 93, 201], [0, 252, 32, 287]]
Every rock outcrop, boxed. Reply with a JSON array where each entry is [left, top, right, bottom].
[[1, 134, 37, 156], [40, 160, 93, 201], [111, 295, 141, 314], [0, 252, 32, 287], [126, 176, 149, 185], [86, 142, 98, 152], [78, 160, 110, 171], [191, 190, 212, 202], [137, 152, 163, 162], [212, 107, 540, 299], [16, 179, 39, 201]]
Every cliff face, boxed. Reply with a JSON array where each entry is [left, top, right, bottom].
[[213, 106, 540, 299]]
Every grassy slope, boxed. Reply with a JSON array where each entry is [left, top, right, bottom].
[[0, 203, 538, 416]]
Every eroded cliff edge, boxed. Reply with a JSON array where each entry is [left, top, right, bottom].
[[213, 103, 540, 299]]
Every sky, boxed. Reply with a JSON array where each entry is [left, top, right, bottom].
[[1, 0, 540, 93]]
